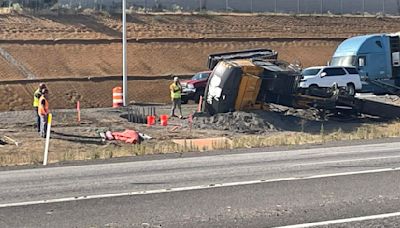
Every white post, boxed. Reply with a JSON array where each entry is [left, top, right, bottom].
[[43, 113, 52, 166], [122, 0, 128, 106]]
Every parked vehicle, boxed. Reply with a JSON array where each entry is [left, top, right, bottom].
[[330, 33, 400, 94], [299, 66, 362, 96], [181, 71, 212, 103]]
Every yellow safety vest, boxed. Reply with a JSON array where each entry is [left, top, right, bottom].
[[33, 89, 41, 107], [170, 83, 181, 99]]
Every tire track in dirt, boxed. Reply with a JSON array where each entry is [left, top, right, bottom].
[[0, 47, 37, 79]]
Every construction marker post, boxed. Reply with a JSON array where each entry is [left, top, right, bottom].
[[197, 96, 203, 112], [77, 101, 81, 123], [189, 112, 193, 133], [43, 113, 52, 166]]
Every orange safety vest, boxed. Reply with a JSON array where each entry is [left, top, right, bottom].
[[38, 96, 49, 116]]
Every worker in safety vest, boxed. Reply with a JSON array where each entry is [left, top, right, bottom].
[[170, 76, 183, 119], [33, 83, 46, 132], [38, 88, 49, 138]]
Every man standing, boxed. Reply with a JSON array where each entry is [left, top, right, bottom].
[[170, 76, 183, 119], [33, 83, 46, 132], [38, 88, 49, 138]]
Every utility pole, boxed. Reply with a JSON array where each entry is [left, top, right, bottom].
[[122, 0, 128, 106], [340, 0, 343, 14], [320, 0, 323, 14], [362, 0, 365, 15], [397, 0, 400, 16], [383, 0, 385, 15], [297, 0, 300, 14]]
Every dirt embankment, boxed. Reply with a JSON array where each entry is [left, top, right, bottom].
[[0, 14, 400, 111], [1, 14, 400, 40], [0, 40, 338, 79]]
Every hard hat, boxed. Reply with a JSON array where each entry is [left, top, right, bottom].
[[39, 83, 46, 89], [174, 76, 179, 82]]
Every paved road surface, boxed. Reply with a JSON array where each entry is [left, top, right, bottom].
[[0, 141, 399, 227]]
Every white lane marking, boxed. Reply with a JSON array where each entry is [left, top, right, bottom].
[[275, 211, 400, 228], [0, 167, 399, 209], [292, 155, 400, 167]]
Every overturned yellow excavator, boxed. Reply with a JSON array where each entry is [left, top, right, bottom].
[[202, 49, 400, 119]]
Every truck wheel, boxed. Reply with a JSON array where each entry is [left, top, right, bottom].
[[346, 83, 355, 96]]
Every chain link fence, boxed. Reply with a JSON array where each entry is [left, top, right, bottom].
[[2, 0, 400, 15]]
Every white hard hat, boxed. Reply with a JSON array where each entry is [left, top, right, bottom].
[[174, 76, 179, 81]]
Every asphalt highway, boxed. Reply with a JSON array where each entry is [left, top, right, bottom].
[[0, 141, 400, 227]]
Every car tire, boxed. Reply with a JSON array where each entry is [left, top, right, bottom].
[[346, 83, 356, 96], [308, 84, 319, 95]]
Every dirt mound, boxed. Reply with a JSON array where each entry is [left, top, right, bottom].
[[194, 110, 306, 134]]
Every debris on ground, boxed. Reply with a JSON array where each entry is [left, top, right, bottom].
[[0, 138, 7, 147], [193, 111, 278, 134], [1, 135, 19, 147], [100, 129, 141, 144]]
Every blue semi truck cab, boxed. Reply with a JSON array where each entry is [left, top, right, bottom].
[[330, 33, 400, 94]]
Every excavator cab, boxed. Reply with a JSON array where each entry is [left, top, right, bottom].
[[203, 49, 301, 115]]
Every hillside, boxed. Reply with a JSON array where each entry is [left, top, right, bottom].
[[1, 13, 400, 111]]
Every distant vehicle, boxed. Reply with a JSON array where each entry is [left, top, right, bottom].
[[181, 71, 212, 104], [299, 66, 362, 96], [330, 33, 400, 94]]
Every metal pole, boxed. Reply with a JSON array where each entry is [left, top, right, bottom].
[[362, 0, 365, 15], [297, 0, 300, 14], [122, 0, 128, 106], [383, 0, 385, 15], [250, 0, 253, 13], [274, 0, 277, 13], [225, 0, 228, 12], [340, 0, 343, 14], [199, 0, 201, 11], [320, 0, 323, 14]]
